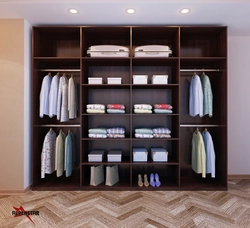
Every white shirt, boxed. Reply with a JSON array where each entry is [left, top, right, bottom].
[[68, 76, 77, 119], [39, 75, 51, 118], [49, 74, 59, 118]]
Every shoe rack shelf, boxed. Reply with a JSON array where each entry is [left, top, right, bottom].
[[32, 26, 227, 191]]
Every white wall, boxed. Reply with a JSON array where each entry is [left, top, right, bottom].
[[228, 36, 250, 175]]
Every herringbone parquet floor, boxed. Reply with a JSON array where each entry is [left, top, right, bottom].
[[0, 179, 250, 228]]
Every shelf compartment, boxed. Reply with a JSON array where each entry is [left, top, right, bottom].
[[81, 139, 131, 163], [81, 164, 131, 189], [180, 126, 227, 190], [33, 26, 81, 57], [180, 26, 227, 57], [132, 27, 180, 57], [82, 26, 131, 57], [180, 59, 227, 125], [132, 59, 179, 84], [131, 164, 179, 189], [131, 139, 179, 164]]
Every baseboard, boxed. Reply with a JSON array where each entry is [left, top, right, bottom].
[[228, 174, 250, 179], [0, 185, 31, 195]]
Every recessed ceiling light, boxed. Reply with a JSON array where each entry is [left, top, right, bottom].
[[69, 8, 78, 14], [126, 8, 136, 14], [180, 8, 190, 14]]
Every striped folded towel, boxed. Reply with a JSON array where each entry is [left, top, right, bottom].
[[154, 104, 173, 110], [88, 133, 107, 138], [152, 127, 171, 134], [135, 128, 153, 134], [107, 104, 125, 110], [107, 109, 125, 114], [153, 133, 171, 138], [134, 104, 152, 110], [107, 134, 125, 138], [107, 127, 125, 134], [86, 104, 105, 110], [88, 128, 107, 134], [135, 133, 154, 138]]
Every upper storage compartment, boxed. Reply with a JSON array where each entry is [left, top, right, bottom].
[[32, 27, 81, 57], [180, 26, 227, 57], [132, 27, 179, 57], [82, 27, 131, 57]]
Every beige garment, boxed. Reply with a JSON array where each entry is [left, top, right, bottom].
[[55, 130, 66, 177]]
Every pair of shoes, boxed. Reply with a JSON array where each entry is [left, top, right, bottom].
[[150, 173, 161, 187], [138, 174, 149, 187]]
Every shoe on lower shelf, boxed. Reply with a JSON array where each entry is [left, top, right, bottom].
[[150, 173, 155, 187], [138, 174, 143, 187], [155, 173, 161, 187], [144, 174, 149, 187]]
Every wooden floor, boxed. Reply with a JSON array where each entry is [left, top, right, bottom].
[[1, 179, 250, 228]]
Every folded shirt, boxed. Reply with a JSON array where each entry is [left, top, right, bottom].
[[153, 109, 173, 114], [107, 133, 125, 138], [152, 127, 171, 134], [135, 128, 153, 134], [87, 109, 105, 114], [153, 133, 171, 138], [107, 109, 125, 114], [134, 104, 152, 110], [88, 133, 107, 138], [107, 104, 125, 110], [134, 109, 152, 114], [107, 127, 125, 134], [154, 104, 173, 110], [87, 104, 105, 110], [135, 133, 153, 138], [88, 128, 107, 134]]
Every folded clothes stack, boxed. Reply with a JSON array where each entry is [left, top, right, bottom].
[[152, 127, 171, 138], [106, 104, 125, 114], [107, 127, 125, 138], [86, 104, 105, 114], [134, 104, 152, 114], [88, 128, 107, 138], [153, 104, 173, 114], [135, 128, 154, 138]]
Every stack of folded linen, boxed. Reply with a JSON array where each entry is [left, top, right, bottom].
[[153, 104, 173, 114], [135, 128, 154, 138], [86, 104, 105, 114], [152, 127, 171, 138], [106, 104, 125, 114], [88, 128, 107, 138], [107, 127, 125, 138], [134, 104, 152, 114]]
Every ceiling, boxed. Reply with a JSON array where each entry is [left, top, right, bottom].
[[0, 0, 250, 36]]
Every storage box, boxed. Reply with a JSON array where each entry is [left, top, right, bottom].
[[107, 77, 122, 84], [151, 148, 168, 162], [134, 45, 172, 57], [152, 75, 168, 84], [88, 149, 105, 162], [87, 45, 129, 57], [107, 150, 122, 162], [88, 77, 103, 84], [133, 148, 148, 162], [133, 75, 148, 84]]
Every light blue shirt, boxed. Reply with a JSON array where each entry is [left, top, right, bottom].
[[201, 74, 213, 117], [202, 131, 216, 178], [189, 74, 203, 117]]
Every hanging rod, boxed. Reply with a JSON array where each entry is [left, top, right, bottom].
[[38, 124, 81, 127], [180, 124, 220, 127], [40, 69, 81, 72], [180, 69, 220, 72]]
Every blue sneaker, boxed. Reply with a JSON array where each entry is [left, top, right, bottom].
[[155, 173, 161, 187], [150, 173, 155, 187]]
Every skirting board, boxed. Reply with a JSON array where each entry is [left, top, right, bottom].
[[228, 175, 250, 179], [0, 185, 31, 195]]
